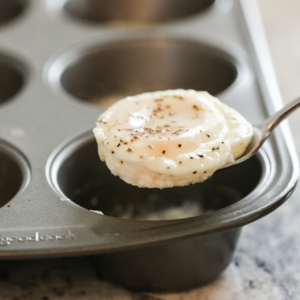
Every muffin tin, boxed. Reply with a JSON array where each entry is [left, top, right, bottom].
[[0, 0, 298, 292]]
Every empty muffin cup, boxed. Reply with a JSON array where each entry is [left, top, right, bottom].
[[61, 0, 215, 25], [0, 0, 27, 25], [0, 141, 30, 207], [50, 38, 239, 108], [48, 132, 268, 291], [0, 54, 26, 106]]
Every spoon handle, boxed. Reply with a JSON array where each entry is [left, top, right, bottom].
[[260, 96, 300, 139]]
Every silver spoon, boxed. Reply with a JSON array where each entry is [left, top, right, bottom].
[[220, 96, 300, 169]]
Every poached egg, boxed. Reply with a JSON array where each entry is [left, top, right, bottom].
[[93, 90, 253, 188]]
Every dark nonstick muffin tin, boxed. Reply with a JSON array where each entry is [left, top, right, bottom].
[[0, 0, 298, 292]]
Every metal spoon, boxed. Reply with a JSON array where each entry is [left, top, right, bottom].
[[220, 96, 300, 169]]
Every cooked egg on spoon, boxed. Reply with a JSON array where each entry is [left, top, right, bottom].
[[93, 90, 253, 188]]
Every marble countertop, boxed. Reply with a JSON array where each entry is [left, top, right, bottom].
[[1, 0, 300, 299]]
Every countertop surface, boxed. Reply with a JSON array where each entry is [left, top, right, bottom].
[[1, 0, 300, 299]]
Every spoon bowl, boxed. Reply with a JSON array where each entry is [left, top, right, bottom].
[[221, 96, 300, 169]]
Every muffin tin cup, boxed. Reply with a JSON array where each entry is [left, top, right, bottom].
[[54, 0, 216, 26], [0, 0, 28, 26], [0, 140, 30, 207], [48, 37, 241, 109], [0, 0, 298, 293], [50, 132, 265, 221], [0, 53, 26, 106], [43, 131, 280, 249]]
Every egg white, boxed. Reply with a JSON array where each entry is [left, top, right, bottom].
[[93, 90, 253, 188]]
